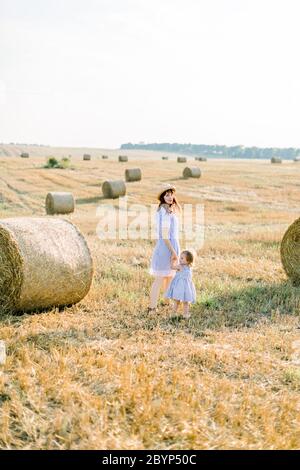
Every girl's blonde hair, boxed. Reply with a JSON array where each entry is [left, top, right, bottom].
[[157, 189, 181, 213], [182, 250, 195, 266]]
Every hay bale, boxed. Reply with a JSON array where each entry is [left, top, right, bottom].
[[162, 156, 168, 160], [102, 155, 109, 159], [271, 157, 282, 164], [83, 154, 91, 160], [119, 155, 128, 162], [177, 157, 187, 163], [280, 217, 300, 285], [195, 156, 207, 161], [102, 180, 126, 199], [183, 167, 201, 178], [0, 217, 93, 313], [294, 157, 300, 162], [45, 192, 75, 215], [125, 168, 142, 182], [21, 152, 29, 158]]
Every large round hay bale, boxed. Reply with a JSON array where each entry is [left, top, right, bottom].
[[280, 218, 300, 285], [177, 157, 187, 163], [294, 157, 300, 162], [0, 217, 93, 313], [21, 152, 29, 158], [102, 155, 109, 159], [83, 154, 91, 160], [271, 157, 282, 164], [183, 167, 201, 178], [125, 168, 142, 182], [45, 192, 75, 215], [119, 155, 128, 162], [195, 156, 207, 161], [102, 180, 126, 199], [162, 156, 168, 160]]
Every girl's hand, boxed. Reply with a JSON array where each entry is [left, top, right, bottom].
[[171, 253, 178, 263]]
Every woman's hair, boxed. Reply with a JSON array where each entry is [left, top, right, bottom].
[[157, 189, 181, 213], [181, 250, 195, 266]]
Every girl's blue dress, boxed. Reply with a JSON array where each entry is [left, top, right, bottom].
[[164, 265, 196, 303], [149, 206, 180, 277]]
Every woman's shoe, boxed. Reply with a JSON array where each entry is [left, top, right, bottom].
[[147, 307, 157, 313]]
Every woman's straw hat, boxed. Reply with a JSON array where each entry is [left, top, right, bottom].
[[157, 183, 176, 200]]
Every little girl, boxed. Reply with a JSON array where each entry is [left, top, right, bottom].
[[164, 250, 196, 318]]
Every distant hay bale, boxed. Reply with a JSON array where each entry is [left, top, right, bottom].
[[83, 154, 91, 160], [177, 157, 187, 163], [102, 155, 109, 159], [21, 152, 29, 158], [119, 155, 128, 162], [162, 156, 168, 160], [183, 167, 201, 178], [294, 157, 300, 162], [195, 156, 207, 161], [0, 217, 93, 314], [45, 192, 75, 215], [280, 217, 300, 285], [102, 180, 126, 199], [271, 157, 282, 164], [125, 168, 142, 182]]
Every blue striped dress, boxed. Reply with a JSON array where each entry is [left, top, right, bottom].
[[149, 206, 180, 277]]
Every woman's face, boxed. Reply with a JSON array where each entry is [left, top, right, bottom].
[[163, 190, 174, 204]]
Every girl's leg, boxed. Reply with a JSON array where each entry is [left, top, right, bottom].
[[173, 300, 181, 314], [149, 276, 164, 309], [183, 302, 191, 319]]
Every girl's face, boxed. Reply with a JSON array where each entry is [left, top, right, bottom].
[[163, 190, 174, 204], [180, 252, 188, 264]]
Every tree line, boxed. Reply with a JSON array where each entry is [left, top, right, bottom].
[[120, 143, 300, 159]]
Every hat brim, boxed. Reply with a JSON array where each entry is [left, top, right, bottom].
[[157, 186, 176, 200]]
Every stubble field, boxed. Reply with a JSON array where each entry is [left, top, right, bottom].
[[0, 150, 300, 449]]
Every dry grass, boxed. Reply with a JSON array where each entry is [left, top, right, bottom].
[[1, 152, 300, 449]]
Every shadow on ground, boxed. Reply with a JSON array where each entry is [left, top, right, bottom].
[[75, 196, 105, 204]]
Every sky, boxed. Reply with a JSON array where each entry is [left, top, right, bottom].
[[1, 0, 300, 149]]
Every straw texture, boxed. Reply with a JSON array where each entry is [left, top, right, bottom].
[[0, 217, 93, 313], [125, 168, 142, 182], [45, 192, 75, 215], [280, 217, 300, 285], [177, 157, 187, 163], [119, 156, 128, 162], [183, 167, 201, 178], [102, 180, 126, 198]]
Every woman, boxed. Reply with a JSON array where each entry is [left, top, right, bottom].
[[148, 183, 181, 312]]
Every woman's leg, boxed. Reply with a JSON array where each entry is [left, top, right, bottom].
[[162, 276, 172, 292], [183, 302, 191, 318], [149, 276, 164, 309]]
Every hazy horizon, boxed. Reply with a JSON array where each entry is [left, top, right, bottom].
[[1, 0, 300, 149]]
